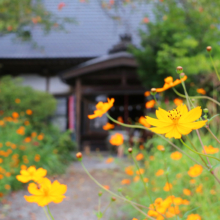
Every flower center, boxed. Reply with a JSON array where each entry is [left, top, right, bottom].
[[168, 109, 182, 123]]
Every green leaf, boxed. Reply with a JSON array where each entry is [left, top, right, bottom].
[[208, 114, 219, 124], [182, 207, 199, 218]]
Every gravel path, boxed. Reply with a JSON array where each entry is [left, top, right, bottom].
[[0, 154, 125, 220]]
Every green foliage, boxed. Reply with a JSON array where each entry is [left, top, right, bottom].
[[131, 0, 220, 93], [0, 76, 76, 197], [0, 0, 75, 41]]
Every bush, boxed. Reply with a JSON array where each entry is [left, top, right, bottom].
[[0, 76, 76, 197]]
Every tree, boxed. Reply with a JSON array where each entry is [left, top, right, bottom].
[[0, 0, 75, 41], [130, 0, 220, 93]]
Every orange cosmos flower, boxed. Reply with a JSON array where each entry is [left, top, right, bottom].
[[34, 154, 41, 162], [183, 189, 191, 196], [117, 116, 124, 123], [190, 179, 196, 184], [136, 168, 144, 175], [155, 169, 164, 176], [139, 116, 151, 128], [12, 112, 19, 118], [146, 100, 156, 109], [15, 98, 21, 103], [103, 185, 110, 190], [210, 189, 216, 195], [38, 134, 44, 140], [186, 214, 201, 220], [173, 98, 183, 106], [0, 120, 4, 126], [146, 105, 207, 139], [105, 157, 114, 164], [24, 178, 67, 207], [125, 166, 134, 176], [17, 126, 25, 135], [197, 88, 206, 95], [156, 75, 187, 92], [170, 151, 182, 160], [88, 98, 115, 119], [136, 153, 144, 161], [26, 109, 33, 115], [24, 137, 31, 143], [121, 179, 131, 185], [5, 184, 11, 190], [163, 182, 172, 191], [188, 164, 203, 177], [157, 145, 165, 151], [144, 91, 151, 97], [133, 176, 140, 182], [149, 155, 154, 161], [109, 133, 123, 146], [139, 144, 144, 150], [103, 122, 115, 130], [144, 178, 149, 183], [202, 145, 219, 154], [16, 166, 47, 183], [195, 184, 203, 193], [132, 218, 138, 220]]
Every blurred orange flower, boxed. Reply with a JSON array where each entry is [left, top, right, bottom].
[[163, 182, 172, 191], [139, 144, 144, 150], [133, 176, 140, 182], [17, 126, 25, 135], [188, 165, 203, 177], [88, 98, 114, 119], [183, 189, 191, 196], [157, 145, 164, 151], [143, 178, 149, 183], [103, 122, 115, 130], [26, 109, 33, 115], [125, 166, 134, 176], [149, 155, 154, 161], [197, 88, 206, 95], [145, 100, 156, 109], [156, 75, 187, 92], [155, 169, 164, 176], [105, 157, 114, 164], [109, 133, 123, 146], [144, 91, 151, 97], [16, 166, 47, 183], [173, 98, 183, 106], [0, 120, 4, 126], [5, 184, 11, 190], [121, 179, 131, 185], [186, 214, 201, 220], [31, 132, 37, 138], [34, 154, 41, 162], [103, 185, 110, 190], [15, 98, 20, 103], [24, 137, 31, 143], [136, 168, 144, 175], [196, 184, 203, 193], [24, 121, 30, 126], [38, 134, 44, 140], [117, 116, 124, 123], [138, 116, 151, 128], [24, 178, 67, 207], [136, 153, 144, 161], [170, 151, 182, 160], [12, 112, 19, 118], [202, 145, 219, 154], [190, 179, 196, 184]]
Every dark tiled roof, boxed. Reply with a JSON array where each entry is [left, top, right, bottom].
[[0, 0, 154, 58]]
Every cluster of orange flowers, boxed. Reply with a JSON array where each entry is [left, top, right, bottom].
[[16, 166, 67, 206], [148, 196, 190, 219]]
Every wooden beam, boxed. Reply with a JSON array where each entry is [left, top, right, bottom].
[[76, 78, 81, 149]]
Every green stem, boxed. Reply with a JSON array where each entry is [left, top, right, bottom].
[[98, 196, 101, 220], [162, 152, 178, 220], [172, 88, 220, 107], [209, 53, 220, 81], [102, 201, 112, 216], [180, 138, 220, 162], [131, 154, 154, 207], [206, 127, 220, 144], [47, 205, 55, 220], [181, 80, 190, 110], [153, 94, 159, 106], [106, 113, 205, 168], [43, 207, 51, 220]]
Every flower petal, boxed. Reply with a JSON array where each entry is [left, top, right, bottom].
[[165, 126, 182, 139], [150, 125, 174, 134], [156, 108, 172, 123], [177, 104, 188, 115], [176, 124, 192, 135], [183, 120, 207, 130], [146, 116, 172, 127], [178, 106, 202, 123]]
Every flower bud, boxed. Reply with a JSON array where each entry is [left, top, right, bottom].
[[117, 188, 122, 192], [76, 152, 82, 161], [176, 66, 183, 74], [111, 197, 116, 202], [151, 88, 157, 95], [203, 115, 208, 119], [203, 108, 209, 114], [98, 191, 103, 197], [128, 148, 132, 153], [206, 46, 212, 52]]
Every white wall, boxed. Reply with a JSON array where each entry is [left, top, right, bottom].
[[19, 74, 71, 95]]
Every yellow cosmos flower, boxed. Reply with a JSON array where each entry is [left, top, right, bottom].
[[24, 178, 67, 207], [16, 166, 47, 183], [146, 105, 207, 139]]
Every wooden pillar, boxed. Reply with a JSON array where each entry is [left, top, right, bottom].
[[76, 78, 81, 149]]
